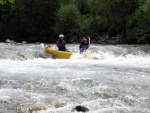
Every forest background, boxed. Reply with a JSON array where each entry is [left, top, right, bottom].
[[0, 0, 150, 44]]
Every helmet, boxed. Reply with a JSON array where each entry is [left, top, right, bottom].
[[59, 34, 64, 38], [82, 37, 87, 42]]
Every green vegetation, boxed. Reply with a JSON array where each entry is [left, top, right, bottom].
[[0, 0, 149, 43], [0, 0, 14, 4]]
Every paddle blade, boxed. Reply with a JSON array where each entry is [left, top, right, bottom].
[[87, 49, 91, 57]]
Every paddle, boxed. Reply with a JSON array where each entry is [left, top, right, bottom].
[[87, 36, 92, 57]]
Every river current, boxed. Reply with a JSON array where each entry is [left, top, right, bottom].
[[0, 43, 150, 113]]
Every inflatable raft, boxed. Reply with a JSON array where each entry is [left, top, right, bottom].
[[44, 45, 72, 59]]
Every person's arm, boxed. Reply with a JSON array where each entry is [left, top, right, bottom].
[[62, 40, 66, 46]]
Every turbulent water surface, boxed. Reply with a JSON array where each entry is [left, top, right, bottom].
[[0, 43, 150, 113]]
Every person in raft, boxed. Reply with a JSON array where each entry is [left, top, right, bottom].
[[79, 37, 89, 54], [56, 34, 69, 52]]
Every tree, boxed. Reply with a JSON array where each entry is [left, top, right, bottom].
[[126, 0, 150, 43], [0, 0, 59, 42], [54, 3, 81, 42], [0, 0, 14, 4]]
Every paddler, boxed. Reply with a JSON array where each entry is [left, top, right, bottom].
[[79, 37, 89, 54], [56, 34, 69, 52]]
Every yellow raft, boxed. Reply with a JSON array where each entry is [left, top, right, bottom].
[[44, 45, 72, 59]]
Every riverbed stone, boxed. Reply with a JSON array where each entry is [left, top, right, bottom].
[[72, 105, 89, 112]]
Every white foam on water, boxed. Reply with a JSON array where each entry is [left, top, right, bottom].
[[0, 44, 150, 113]]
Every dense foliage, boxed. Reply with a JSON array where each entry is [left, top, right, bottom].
[[0, 0, 149, 43]]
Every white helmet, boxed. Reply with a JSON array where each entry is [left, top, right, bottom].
[[59, 34, 64, 38]]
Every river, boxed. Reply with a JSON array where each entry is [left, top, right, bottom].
[[0, 43, 150, 113]]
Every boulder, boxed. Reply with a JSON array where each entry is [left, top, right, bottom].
[[72, 105, 89, 112]]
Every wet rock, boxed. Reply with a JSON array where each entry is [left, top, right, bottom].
[[72, 105, 89, 112], [36, 42, 40, 44], [6, 39, 17, 44], [28, 104, 47, 113], [6, 39, 11, 43], [50, 101, 66, 108], [22, 41, 27, 45]]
